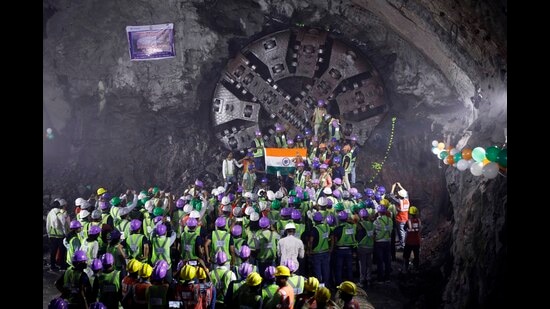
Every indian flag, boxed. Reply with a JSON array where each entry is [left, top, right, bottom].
[[264, 147, 307, 175]]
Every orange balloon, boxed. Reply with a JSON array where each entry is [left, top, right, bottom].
[[447, 156, 455, 165], [462, 148, 472, 160], [446, 145, 454, 152], [482, 158, 490, 166]]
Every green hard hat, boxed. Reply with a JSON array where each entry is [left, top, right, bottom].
[[152, 187, 160, 195], [271, 200, 281, 210], [110, 197, 121, 206], [153, 207, 164, 217], [334, 202, 344, 211]]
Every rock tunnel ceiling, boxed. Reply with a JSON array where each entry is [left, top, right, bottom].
[[211, 27, 388, 150]]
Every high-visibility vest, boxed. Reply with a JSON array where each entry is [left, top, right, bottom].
[[211, 268, 233, 303], [211, 230, 231, 262], [181, 229, 200, 260], [344, 153, 353, 173], [275, 135, 287, 148], [147, 284, 169, 309], [98, 270, 121, 306], [126, 233, 145, 260], [151, 236, 171, 266], [336, 223, 357, 247], [357, 221, 374, 249], [63, 268, 86, 305], [253, 138, 265, 157], [256, 230, 277, 261], [374, 216, 393, 242], [312, 224, 330, 253], [287, 275, 305, 295]]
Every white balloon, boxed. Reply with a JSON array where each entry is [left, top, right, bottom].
[[450, 148, 458, 155], [431, 140, 438, 147], [431, 147, 441, 155], [46, 128, 52, 134], [457, 159, 469, 171], [470, 162, 484, 176], [482, 162, 499, 179]]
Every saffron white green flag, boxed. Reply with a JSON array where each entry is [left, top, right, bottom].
[[264, 147, 307, 175]]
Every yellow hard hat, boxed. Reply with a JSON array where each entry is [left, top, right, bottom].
[[305, 277, 320, 292], [409, 206, 418, 215], [315, 287, 331, 303], [337, 281, 357, 295], [139, 263, 153, 278], [274, 265, 291, 277], [380, 199, 389, 206], [245, 272, 263, 286], [197, 267, 207, 280], [127, 259, 143, 274], [180, 264, 197, 281], [97, 187, 107, 196]]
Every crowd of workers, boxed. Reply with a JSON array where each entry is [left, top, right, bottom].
[[45, 101, 421, 308]]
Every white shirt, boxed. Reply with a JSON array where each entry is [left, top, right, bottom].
[[222, 159, 243, 179], [277, 234, 305, 270], [46, 207, 69, 237]]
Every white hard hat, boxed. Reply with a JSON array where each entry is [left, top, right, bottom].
[[257, 189, 266, 197], [398, 189, 408, 198], [217, 186, 225, 193], [221, 196, 231, 205], [243, 192, 252, 199], [80, 201, 91, 209], [244, 206, 254, 216], [259, 201, 267, 211], [249, 212, 260, 221], [323, 187, 332, 195], [75, 198, 85, 207], [91, 210, 102, 220], [189, 210, 200, 219], [183, 204, 193, 214], [211, 188, 219, 196], [138, 192, 148, 200], [317, 197, 327, 206], [267, 190, 276, 201], [275, 191, 283, 199], [79, 209, 90, 219], [233, 207, 243, 217], [285, 222, 296, 230], [222, 205, 232, 213], [57, 199, 67, 206]]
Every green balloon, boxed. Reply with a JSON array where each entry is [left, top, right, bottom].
[[485, 146, 500, 162], [439, 151, 449, 160], [472, 147, 486, 162], [497, 149, 507, 167], [454, 152, 462, 162]]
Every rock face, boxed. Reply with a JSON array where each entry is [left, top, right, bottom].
[[43, 0, 506, 307]]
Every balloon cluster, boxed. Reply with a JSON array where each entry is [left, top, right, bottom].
[[431, 140, 507, 179], [45, 128, 54, 140], [368, 117, 397, 184]]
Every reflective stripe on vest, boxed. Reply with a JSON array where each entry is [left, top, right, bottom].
[[151, 236, 171, 265], [212, 269, 231, 302], [344, 153, 353, 173], [126, 234, 144, 259], [211, 230, 231, 261], [357, 221, 374, 248], [375, 216, 392, 241], [257, 230, 276, 261], [287, 275, 304, 295], [181, 230, 199, 260]]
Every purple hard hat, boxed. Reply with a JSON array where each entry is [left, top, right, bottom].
[[297, 162, 304, 167], [176, 198, 185, 208], [153, 216, 163, 225], [239, 245, 251, 259], [261, 177, 268, 184], [296, 192, 304, 200], [326, 199, 333, 207], [239, 262, 254, 278], [154, 259, 169, 270], [283, 259, 298, 273], [313, 212, 323, 222], [374, 193, 382, 202], [319, 163, 328, 169], [186, 218, 198, 228], [152, 263, 168, 281], [337, 211, 348, 221], [90, 302, 107, 309], [101, 193, 111, 200], [99, 201, 109, 210], [291, 209, 302, 221], [72, 250, 88, 263], [264, 266, 276, 280], [333, 156, 341, 164], [195, 180, 204, 187], [364, 188, 374, 197], [377, 205, 387, 213], [101, 253, 114, 266], [333, 178, 342, 185], [231, 224, 242, 237], [215, 251, 228, 265], [70, 220, 82, 230], [280, 207, 292, 217], [331, 119, 339, 127], [332, 190, 341, 198], [238, 185, 244, 192], [215, 217, 227, 228], [287, 139, 294, 145], [259, 217, 270, 228], [255, 130, 262, 136], [89, 225, 101, 235], [350, 134, 358, 141], [275, 124, 284, 132], [248, 164, 255, 171], [304, 129, 312, 136], [334, 145, 341, 152], [48, 297, 69, 309], [326, 214, 336, 226], [155, 224, 167, 236], [110, 230, 121, 241], [228, 193, 235, 201], [349, 188, 358, 195], [317, 99, 325, 107], [130, 219, 142, 232], [359, 208, 369, 218], [296, 134, 303, 140], [91, 258, 103, 271], [377, 186, 386, 194], [176, 260, 185, 273], [354, 193, 362, 200]]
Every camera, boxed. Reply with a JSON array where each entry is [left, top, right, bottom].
[[385, 193, 400, 205]]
